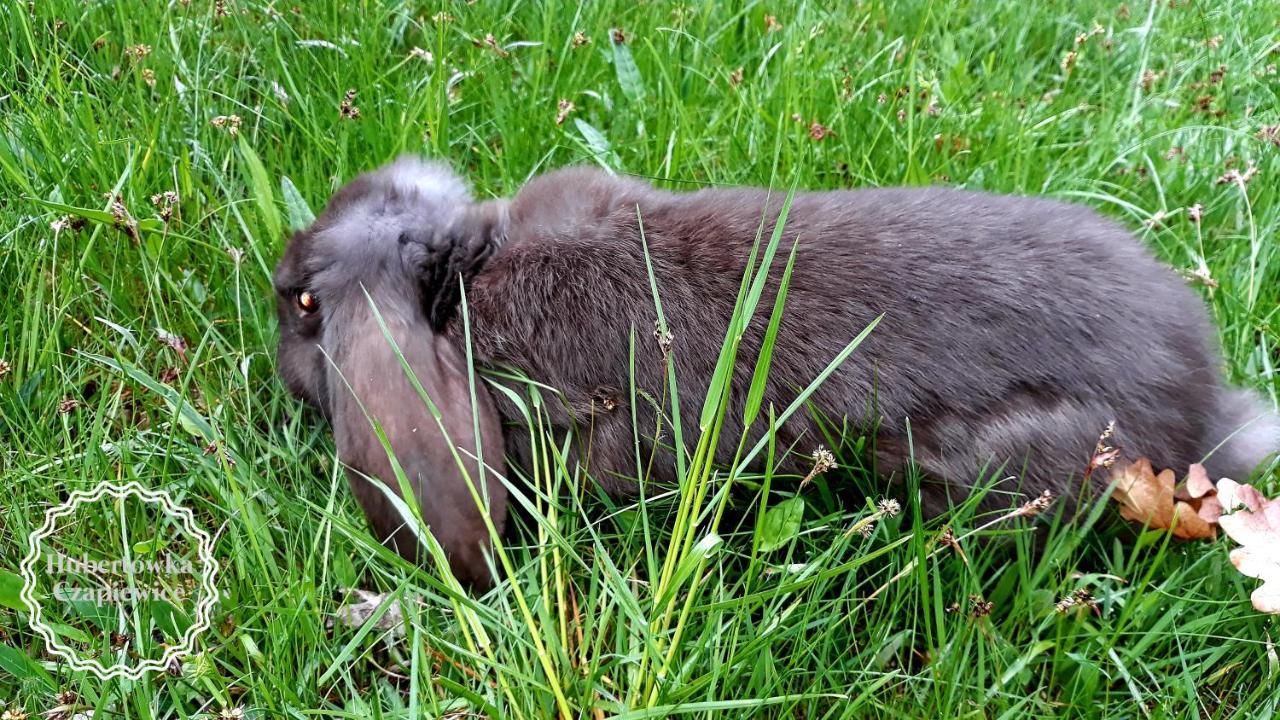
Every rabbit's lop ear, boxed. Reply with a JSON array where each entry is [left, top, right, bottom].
[[306, 161, 508, 589], [414, 200, 508, 332], [326, 296, 508, 589]]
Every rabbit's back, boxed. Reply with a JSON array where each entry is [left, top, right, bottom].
[[462, 169, 1268, 509]]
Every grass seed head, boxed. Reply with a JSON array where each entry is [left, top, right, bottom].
[[151, 191, 179, 206], [1014, 489, 1055, 518], [105, 196, 139, 238], [151, 191, 179, 221], [339, 89, 360, 119], [480, 33, 509, 57], [1056, 589, 1100, 614], [1217, 162, 1258, 186], [653, 321, 673, 356], [811, 446, 837, 474], [1085, 421, 1122, 480], [555, 99, 575, 125], [1073, 589, 1100, 613], [939, 526, 960, 551], [1181, 266, 1217, 288], [210, 114, 242, 136], [970, 595, 993, 617]]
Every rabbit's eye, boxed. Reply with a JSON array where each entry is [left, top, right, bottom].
[[296, 290, 319, 314]]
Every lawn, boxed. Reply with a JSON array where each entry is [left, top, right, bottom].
[[2, 0, 1279, 717]]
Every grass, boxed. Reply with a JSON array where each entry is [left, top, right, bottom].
[[1, 0, 1279, 717]]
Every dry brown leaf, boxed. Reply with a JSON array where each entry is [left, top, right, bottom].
[[1112, 459, 1280, 614], [1110, 458, 1216, 539], [1216, 478, 1280, 614], [328, 589, 420, 636], [1173, 463, 1224, 525]]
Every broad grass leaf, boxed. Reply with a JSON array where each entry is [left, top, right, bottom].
[[610, 29, 646, 102], [150, 598, 194, 637], [0, 569, 24, 611], [758, 497, 805, 552], [573, 119, 619, 170], [238, 136, 282, 242], [743, 241, 798, 427], [28, 198, 165, 235], [658, 533, 723, 608], [0, 643, 56, 689], [702, 189, 795, 431], [79, 352, 216, 442], [132, 538, 170, 555], [332, 551, 358, 588], [43, 621, 94, 645], [281, 175, 316, 232]]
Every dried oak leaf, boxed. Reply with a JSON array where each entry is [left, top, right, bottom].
[[328, 589, 420, 637], [1173, 462, 1224, 525], [1216, 478, 1280, 614], [1110, 458, 1216, 539]]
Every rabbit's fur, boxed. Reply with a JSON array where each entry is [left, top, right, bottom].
[[274, 157, 1279, 587]]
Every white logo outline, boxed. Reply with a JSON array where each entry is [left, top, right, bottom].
[[19, 480, 219, 680]]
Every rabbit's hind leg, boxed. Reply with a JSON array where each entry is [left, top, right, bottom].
[[904, 395, 1115, 518]]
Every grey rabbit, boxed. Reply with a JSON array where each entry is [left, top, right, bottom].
[[273, 156, 1279, 587]]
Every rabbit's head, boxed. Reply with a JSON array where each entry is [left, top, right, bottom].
[[273, 157, 508, 588]]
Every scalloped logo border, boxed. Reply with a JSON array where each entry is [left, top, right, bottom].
[[19, 480, 220, 680]]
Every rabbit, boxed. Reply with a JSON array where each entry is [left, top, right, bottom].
[[274, 156, 1279, 588]]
